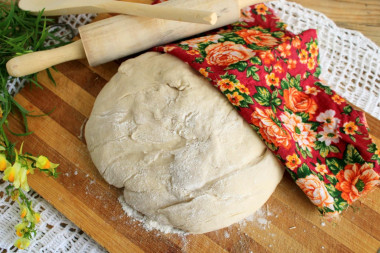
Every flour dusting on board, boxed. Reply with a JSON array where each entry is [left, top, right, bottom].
[[119, 195, 275, 235], [118, 196, 186, 235]]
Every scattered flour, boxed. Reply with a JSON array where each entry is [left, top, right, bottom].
[[118, 195, 186, 235], [224, 231, 230, 238]]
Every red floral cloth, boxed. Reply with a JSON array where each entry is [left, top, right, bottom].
[[153, 3, 380, 217]]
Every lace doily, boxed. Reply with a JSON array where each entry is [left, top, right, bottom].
[[2, 1, 380, 251]]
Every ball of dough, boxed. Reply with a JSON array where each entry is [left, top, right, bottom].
[[85, 52, 284, 234]]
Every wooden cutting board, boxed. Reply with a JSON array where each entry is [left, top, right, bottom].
[[7, 1, 380, 252]]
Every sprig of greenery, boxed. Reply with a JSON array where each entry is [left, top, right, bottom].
[[1, 1, 67, 249]]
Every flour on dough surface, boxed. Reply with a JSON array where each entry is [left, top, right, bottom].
[[85, 52, 284, 234]]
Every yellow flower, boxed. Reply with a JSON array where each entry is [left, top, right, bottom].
[[0, 154, 11, 172], [3, 162, 29, 191], [15, 222, 28, 237], [299, 49, 309, 64], [307, 58, 315, 70], [343, 121, 358, 135], [36, 156, 58, 172], [20, 204, 29, 219], [255, 3, 268, 15], [226, 92, 244, 106], [315, 163, 328, 175], [236, 84, 250, 94], [332, 94, 345, 105], [3, 162, 20, 183], [199, 68, 208, 77], [285, 154, 301, 170], [309, 42, 319, 57], [34, 213, 41, 223], [14, 238, 30, 250], [217, 79, 235, 92], [265, 73, 280, 87]]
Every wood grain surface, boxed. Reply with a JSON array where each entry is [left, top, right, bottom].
[[293, 0, 380, 47], [7, 0, 380, 252]]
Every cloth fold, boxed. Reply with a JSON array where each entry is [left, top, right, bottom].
[[154, 2, 380, 217]]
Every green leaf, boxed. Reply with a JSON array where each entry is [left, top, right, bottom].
[[326, 157, 345, 175], [195, 57, 204, 63], [272, 31, 284, 38], [244, 95, 254, 104], [178, 43, 190, 50], [367, 143, 378, 153], [325, 184, 342, 198], [219, 33, 246, 44], [309, 121, 321, 131], [226, 61, 248, 72], [326, 174, 338, 185], [220, 73, 238, 83], [287, 168, 298, 181], [297, 112, 309, 122], [251, 56, 262, 65], [272, 98, 282, 106], [343, 144, 365, 164], [306, 148, 313, 158], [343, 105, 353, 115], [253, 86, 271, 106], [317, 174, 324, 181], [320, 146, 329, 158], [281, 80, 289, 90], [349, 135, 356, 142], [247, 66, 260, 81], [338, 201, 349, 210], [197, 41, 214, 57], [297, 164, 312, 178], [329, 145, 340, 153], [314, 66, 321, 78], [315, 81, 332, 95]]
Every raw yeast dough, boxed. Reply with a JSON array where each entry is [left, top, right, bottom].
[[85, 52, 284, 234]]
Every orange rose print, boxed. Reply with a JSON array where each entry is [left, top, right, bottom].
[[226, 92, 244, 106], [259, 51, 275, 65], [296, 174, 335, 210], [283, 87, 318, 115], [251, 108, 291, 149], [205, 42, 256, 66], [217, 79, 235, 92], [265, 73, 280, 87], [236, 29, 279, 48], [181, 34, 222, 48], [286, 154, 301, 170], [336, 163, 380, 204], [255, 3, 268, 15]]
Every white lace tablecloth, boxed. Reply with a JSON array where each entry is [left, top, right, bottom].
[[1, 0, 380, 252]]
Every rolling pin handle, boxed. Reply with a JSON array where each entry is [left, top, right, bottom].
[[6, 40, 86, 78]]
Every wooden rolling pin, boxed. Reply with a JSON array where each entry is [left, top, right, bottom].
[[7, 0, 269, 77]]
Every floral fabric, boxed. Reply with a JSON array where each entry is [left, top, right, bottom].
[[153, 3, 380, 216]]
